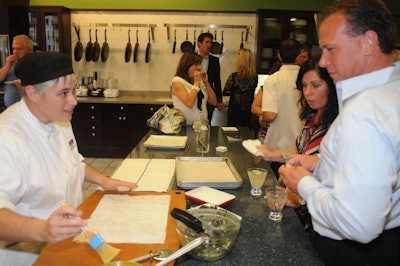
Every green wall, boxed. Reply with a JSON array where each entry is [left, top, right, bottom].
[[29, 0, 400, 15], [28, 0, 333, 12]]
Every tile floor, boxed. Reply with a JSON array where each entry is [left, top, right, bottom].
[[82, 157, 123, 201]]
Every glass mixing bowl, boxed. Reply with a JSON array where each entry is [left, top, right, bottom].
[[174, 206, 241, 261]]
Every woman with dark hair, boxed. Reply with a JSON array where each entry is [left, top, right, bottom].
[[171, 52, 217, 125], [258, 58, 338, 163]]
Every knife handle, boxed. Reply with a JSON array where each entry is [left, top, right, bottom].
[[170, 208, 204, 233]]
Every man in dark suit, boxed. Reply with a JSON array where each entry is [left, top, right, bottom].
[[197, 32, 224, 122]]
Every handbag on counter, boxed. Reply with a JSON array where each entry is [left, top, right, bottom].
[[147, 105, 186, 134]]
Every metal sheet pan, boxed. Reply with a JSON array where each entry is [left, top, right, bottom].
[[176, 157, 242, 189]]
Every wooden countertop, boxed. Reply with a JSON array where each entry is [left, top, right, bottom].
[[34, 190, 186, 266]]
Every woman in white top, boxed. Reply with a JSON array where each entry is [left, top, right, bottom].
[[171, 52, 217, 125]]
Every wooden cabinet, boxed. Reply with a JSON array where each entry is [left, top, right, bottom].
[[0, 0, 29, 38], [255, 9, 318, 74], [72, 103, 165, 158], [71, 103, 103, 157], [27, 6, 71, 56], [102, 104, 143, 158]]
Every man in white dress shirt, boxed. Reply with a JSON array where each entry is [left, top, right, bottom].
[[279, 0, 400, 264]]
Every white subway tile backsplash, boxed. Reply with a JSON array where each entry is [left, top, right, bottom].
[[71, 11, 256, 92]]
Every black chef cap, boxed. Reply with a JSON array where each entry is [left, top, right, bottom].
[[15, 52, 74, 86]]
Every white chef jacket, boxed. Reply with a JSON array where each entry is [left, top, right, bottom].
[[0, 99, 86, 264], [298, 64, 400, 243]]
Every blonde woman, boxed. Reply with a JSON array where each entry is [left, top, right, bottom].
[[222, 48, 258, 126]]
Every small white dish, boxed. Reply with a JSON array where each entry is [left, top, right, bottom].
[[144, 135, 187, 149], [4, 80, 18, 85], [242, 139, 263, 157], [185, 186, 236, 207], [221, 127, 238, 132]]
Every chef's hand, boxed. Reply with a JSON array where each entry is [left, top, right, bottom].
[[102, 178, 138, 191], [44, 203, 87, 244], [278, 163, 311, 194], [286, 154, 319, 172]]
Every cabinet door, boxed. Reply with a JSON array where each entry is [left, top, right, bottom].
[[256, 9, 318, 74], [102, 104, 143, 158], [27, 6, 71, 56], [71, 103, 103, 157]]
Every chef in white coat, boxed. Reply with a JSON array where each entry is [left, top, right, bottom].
[[0, 52, 138, 265]]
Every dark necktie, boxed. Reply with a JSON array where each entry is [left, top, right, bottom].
[[197, 90, 204, 110]]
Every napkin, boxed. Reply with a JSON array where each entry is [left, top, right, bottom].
[[242, 139, 263, 157], [74, 194, 171, 244], [111, 159, 175, 192]]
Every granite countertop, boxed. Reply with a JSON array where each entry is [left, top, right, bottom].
[[126, 126, 324, 266], [76, 90, 173, 105], [77, 90, 230, 106]]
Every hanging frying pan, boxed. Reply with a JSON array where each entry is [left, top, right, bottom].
[[172, 29, 176, 54], [240, 31, 244, 49], [85, 29, 94, 62], [192, 30, 196, 52], [92, 29, 101, 62], [210, 30, 221, 55], [125, 29, 132, 62], [180, 29, 193, 53], [219, 31, 224, 54], [73, 26, 83, 61], [133, 29, 139, 63], [145, 29, 151, 63], [101, 29, 109, 62]]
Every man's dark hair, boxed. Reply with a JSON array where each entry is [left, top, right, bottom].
[[197, 32, 213, 43], [318, 0, 396, 54], [279, 39, 301, 64]]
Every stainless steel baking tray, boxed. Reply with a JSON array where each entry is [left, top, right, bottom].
[[176, 157, 242, 189]]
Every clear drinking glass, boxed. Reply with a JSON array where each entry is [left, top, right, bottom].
[[265, 186, 289, 221], [194, 120, 210, 153], [247, 168, 268, 196]]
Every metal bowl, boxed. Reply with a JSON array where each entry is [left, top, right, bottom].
[[174, 206, 241, 261]]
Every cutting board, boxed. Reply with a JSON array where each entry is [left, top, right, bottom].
[[34, 190, 186, 266]]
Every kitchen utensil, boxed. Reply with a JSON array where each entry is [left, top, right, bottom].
[[155, 237, 206, 266], [145, 29, 151, 63], [133, 29, 139, 63], [240, 31, 244, 49], [210, 30, 221, 55], [172, 29, 176, 54], [92, 29, 101, 62], [171, 206, 241, 261], [103, 248, 173, 266], [101, 29, 109, 62], [220, 31, 224, 54], [192, 30, 196, 52], [85, 29, 94, 62], [125, 29, 132, 63], [73, 26, 83, 61], [180, 29, 193, 53]]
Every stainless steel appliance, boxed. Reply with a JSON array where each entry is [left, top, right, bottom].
[[0, 35, 10, 68]]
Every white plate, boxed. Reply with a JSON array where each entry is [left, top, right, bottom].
[[242, 139, 263, 157], [4, 80, 18, 85], [221, 127, 238, 132], [186, 186, 236, 207], [144, 135, 187, 149]]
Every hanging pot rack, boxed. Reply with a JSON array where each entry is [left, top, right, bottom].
[[163, 23, 252, 41], [71, 23, 157, 40]]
